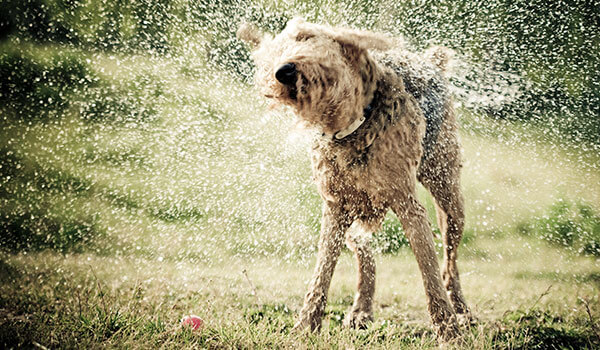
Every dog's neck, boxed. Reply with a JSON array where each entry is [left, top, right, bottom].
[[332, 55, 380, 140], [332, 101, 374, 140]]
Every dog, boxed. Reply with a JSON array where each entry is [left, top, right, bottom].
[[238, 18, 470, 341]]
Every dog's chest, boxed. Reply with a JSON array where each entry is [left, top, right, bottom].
[[310, 142, 388, 207]]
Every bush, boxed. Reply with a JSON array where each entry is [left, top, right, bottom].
[[393, 0, 600, 145], [518, 200, 600, 256], [372, 214, 475, 254], [372, 215, 410, 254], [0, 0, 72, 43], [188, 0, 290, 83], [0, 44, 164, 124], [0, 0, 174, 52]]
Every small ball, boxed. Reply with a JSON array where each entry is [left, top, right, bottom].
[[181, 315, 204, 331]]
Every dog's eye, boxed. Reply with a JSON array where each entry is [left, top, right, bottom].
[[296, 33, 314, 41]]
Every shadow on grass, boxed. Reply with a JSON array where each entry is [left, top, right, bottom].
[[493, 309, 599, 349]]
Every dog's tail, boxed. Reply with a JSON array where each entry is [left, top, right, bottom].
[[424, 46, 454, 74]]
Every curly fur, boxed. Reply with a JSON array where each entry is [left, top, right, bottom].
[[239, 18, 471, 341]]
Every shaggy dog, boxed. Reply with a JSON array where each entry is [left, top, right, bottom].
[[238, 18, 470, 340]]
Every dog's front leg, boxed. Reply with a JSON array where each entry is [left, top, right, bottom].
[[343, 224, 377, 329], [293, 202, 352, 332]]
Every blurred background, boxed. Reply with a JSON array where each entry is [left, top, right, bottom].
[[0, 0, 599, 348]]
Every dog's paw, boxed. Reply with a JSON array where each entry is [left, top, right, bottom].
[[343, 309, 373, 329], [456, 312, 477, 327], [291, 321, 309, 334], [436, 317, 461, 343], [291, 313, 321, 334]]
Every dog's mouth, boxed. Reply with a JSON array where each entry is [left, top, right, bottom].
[[264, 86, 297, 101], [288, 86, 297, 100]]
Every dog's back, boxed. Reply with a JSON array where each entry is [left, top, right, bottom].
[[377, 50, 452, 162]]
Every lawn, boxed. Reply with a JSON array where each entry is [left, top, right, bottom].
[[1, 42, 599, 349]]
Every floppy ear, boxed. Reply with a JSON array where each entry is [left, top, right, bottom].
[[286, 17, 307, 29], [287, 18, 392, 51], [328, 28, 393, 52], [285, 17, 321, 41], [237, 22, 263, 48]]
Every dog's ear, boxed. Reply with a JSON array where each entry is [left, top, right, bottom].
[[237, 22, 263, 49], [287, 17, 306, 29], [286, 17, 321, 41], [329, 28, 393, 52]]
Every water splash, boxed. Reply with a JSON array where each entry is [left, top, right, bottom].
[[1, 0, 599, 265]]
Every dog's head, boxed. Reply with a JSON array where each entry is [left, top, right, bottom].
[[238, 18, 392, 135]]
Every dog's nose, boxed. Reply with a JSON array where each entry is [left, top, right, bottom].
[[275, 63, 297, 85]]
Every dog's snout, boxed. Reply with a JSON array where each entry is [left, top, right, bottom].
[[275, 63, 297, 86]]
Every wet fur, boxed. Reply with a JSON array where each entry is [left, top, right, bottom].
[[239, 18, 470, 341]]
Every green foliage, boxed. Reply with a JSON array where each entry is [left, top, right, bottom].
[[1, 0, 598, 143], [204, 35, 255, 82], [0, 0, 72, 43], [0, 212, 99, 252], [518, 200, 600, 256], [187, 0, 291, 82], [244, 303, 292, 327], [391, 0, 600, 145], [373, 214, 475, 255], [0, 44, 164, 124], [372, 215, 410, 254], [0, 45, 94, 120], [0, 0, 174, 52]]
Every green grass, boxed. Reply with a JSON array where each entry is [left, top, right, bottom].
[[1, 236, 599, 349], [1, 42, 599, 348]]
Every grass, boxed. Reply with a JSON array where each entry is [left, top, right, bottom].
[[1, 41, 599, 348], [1, 236, 599, 348]]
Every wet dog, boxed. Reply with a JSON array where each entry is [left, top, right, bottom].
[[238, 18, 470, 340]]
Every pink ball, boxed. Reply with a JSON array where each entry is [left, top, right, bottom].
[[181, 315, 204, 331]]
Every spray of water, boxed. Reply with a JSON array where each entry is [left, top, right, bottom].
[[0, 0, 599, 346]]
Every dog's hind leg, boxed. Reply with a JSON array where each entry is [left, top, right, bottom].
[[428, 180, 471, 319], [391, 188, 459, 340], [343, 219, 382, 329], [293, 202, 352, 332], [418, 108, 471, 321]]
